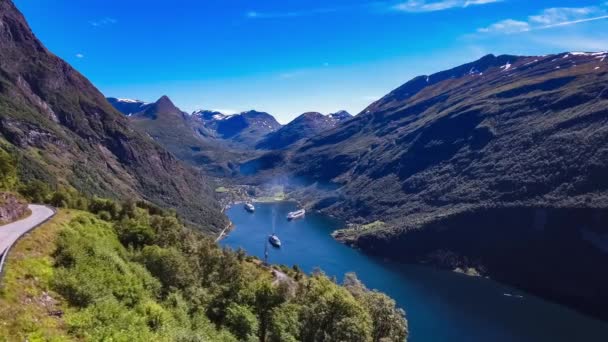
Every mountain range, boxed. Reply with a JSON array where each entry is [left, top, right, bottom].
[[256, 111, 352, 150], [0, 0, 226, 232], [108, 96, 354, 174], [247, 51, 608, 320], [3, 0, 608, 322]]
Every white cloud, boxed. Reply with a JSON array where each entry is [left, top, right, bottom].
[[393, 0, 501, 13], [247, 1, 500, 19], [246, 7, 341, 19], [478, 6, 608, 34], [75, 53, 84, 58], [89, 17, 117, 27], [478, 19, 530, 34], [529, 7, 596, 25]]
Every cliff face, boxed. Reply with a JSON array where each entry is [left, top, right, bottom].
[[0, 0, 226, 232]]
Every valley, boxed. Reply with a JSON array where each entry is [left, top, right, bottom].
[[2, 0, 608, 340], [112, 51, 608, 324]]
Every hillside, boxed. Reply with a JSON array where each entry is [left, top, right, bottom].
[[250, 52, 608, 319], [256, 111, 352, 150], [0, 200, 408, 341], [119, 96, 253, 175], [211, 110, 282, 147], [0, 0, 226, 232]]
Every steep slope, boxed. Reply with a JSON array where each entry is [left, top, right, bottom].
[[211, 110, 282, 147], [125, 96, 246, 175], [0, 0, 226, 231], [253, 52, 608, 319], [256, 111, 351, 150]]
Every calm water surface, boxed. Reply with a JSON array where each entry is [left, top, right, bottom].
[[221, 202, 608, 342]]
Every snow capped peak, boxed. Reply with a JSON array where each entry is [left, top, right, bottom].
[[569, 51, 607, 56], [192, 109, 238, 121], [117, 98, 144, 104], [327, 110, 352, 121]]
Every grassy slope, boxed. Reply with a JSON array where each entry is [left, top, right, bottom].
[[0, 209, 74, 341]]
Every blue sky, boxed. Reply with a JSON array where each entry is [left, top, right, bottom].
[[14, 0, 608, 123]]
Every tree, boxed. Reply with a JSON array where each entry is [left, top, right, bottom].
[[298, 276, 373, 342], [253, 281, 284, 342], [363, 291, 408, 342], [140, 246, 194, 292], [19, 180, 50, 203], [116, 218, 156, 249], [344, 273, 408, 342], [268, 303, 300, 342], [225, 303, 259, 341]]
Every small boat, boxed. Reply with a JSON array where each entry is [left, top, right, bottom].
[[287, 209, 305, 220], [268, 234, 281, 248], [244, 202, 255, 212]]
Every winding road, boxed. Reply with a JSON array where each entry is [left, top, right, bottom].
[[0, 205, 55, 279]]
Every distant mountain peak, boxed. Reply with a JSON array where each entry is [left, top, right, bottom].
[[138, 95, 185, 119], [328, 110, 352, 121], [155, 95, 177, 108]]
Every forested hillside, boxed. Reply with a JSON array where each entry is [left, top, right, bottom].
[[0, 195, 407, 341], [0, 0, 225, 232]]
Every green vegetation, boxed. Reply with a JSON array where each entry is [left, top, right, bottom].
[[0, 210, 75, 341], [0, 146, 18, 191], [256, 185, 287, 202], [215, 186, 230, 193], [1, 194, 408, 341], [332, 221, 388, 243]]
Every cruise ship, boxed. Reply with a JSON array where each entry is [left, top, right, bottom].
[[287, 209, 305, 220], [244, 202, 255, 213]]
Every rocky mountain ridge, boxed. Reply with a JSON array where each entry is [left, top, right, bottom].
[[0, 0, 226, 231], [256, 110, 352, 150]]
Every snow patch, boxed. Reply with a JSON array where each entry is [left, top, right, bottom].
[[570, 51, 607, 56], [523, 59, 539, 66], [500, 62, 511, 71], [117, 98, 142, 103]]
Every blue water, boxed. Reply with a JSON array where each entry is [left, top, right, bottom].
[[221, 202, 608, 342]]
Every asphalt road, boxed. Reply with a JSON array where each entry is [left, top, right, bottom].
[[0, 205, 55, 276]]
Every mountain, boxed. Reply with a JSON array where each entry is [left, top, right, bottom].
[[106, 97, 151, 115], [130, 95, 187, 119], [122, 96, 246, 175], [256, 111, 351, 150], [250, 52, 608, 319], [200, 110, 282, 147], [328, 110, 353, 121], [0, 0, 226, 232]]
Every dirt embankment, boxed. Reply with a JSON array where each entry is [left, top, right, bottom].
[[0, 193, 29, 225]]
